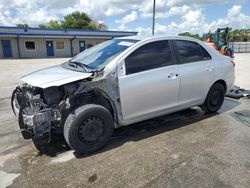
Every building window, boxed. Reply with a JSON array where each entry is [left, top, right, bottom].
[[56, 41, 64, 50], [25, 41, 36, 51]]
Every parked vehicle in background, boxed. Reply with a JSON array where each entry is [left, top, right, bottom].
[[11, 35, 235, 154]]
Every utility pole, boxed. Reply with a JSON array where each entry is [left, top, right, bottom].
[[152, 0, 156, 35]]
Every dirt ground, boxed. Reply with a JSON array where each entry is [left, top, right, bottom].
[[0, 54, 249, 188]]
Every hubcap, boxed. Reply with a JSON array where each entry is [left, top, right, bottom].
[[78, 117, 105, 144], [209, 90, 221, 106]]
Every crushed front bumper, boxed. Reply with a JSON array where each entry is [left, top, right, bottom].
[[11, 86, 61, 140]]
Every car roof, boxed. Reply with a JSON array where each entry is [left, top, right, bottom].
[[118, 34, 200, 42]]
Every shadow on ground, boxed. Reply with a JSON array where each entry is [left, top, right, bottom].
[[37, 98, 240, 158]]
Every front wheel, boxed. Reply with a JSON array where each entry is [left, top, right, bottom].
[[201, 83, 225, 113], [64, 104, 113, 155], [32, 135, 51, 154]]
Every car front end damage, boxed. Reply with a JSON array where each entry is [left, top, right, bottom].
[[11, 85, 65, 143], [9, 38, 141, 153], [11, 67, 122, 148]]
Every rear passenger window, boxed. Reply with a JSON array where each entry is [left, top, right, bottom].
[[200, 46, 212, 60], [125, 40, 172, 75], [175, 40, 211, 64]]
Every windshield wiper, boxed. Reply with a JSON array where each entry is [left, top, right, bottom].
[[68, 61, 89, 72]]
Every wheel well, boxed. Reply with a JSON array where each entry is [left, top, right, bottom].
[[69, 90, 115, 118], [214, 79, 227, 92], [94, 91, 114, 117]]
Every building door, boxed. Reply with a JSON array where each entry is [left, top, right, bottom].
[[46, 41, 54, 56], [79, 41, 85, 52], [2, 40, 12, 58]]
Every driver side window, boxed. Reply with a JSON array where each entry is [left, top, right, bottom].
[[125, 40, 173, 75]]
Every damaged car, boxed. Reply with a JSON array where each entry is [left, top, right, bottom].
[[11, 36, 235, 154]]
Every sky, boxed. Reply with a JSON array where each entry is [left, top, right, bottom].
[[0, 0, 250, 35]]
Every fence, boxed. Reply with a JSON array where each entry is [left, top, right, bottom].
[[229, 42, 250, 53]]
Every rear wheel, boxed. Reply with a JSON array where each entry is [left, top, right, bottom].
[[64, 104, 113, 155], [202, 83, 225, 113]]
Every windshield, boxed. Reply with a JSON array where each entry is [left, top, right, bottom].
[[68, 39, 139, 72]]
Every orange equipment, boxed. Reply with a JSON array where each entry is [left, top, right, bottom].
[[203, 27, 233, 57]]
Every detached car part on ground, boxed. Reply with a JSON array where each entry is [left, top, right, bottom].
[[11, 36, 235, 154], [226, 85, 250, 99]]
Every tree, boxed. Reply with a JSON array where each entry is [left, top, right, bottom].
[[61, 11, 97, 30], [97, 23, 108, 30], [47, 20, 62, 28], [39, 11, 108, 30], [39, 20, 62, 29], [91, 20, 108, 30], [16, 23, 29, 27], [38, 24, 47, 28], [229, 29, 250, 42], [178, 32, 202, 40]]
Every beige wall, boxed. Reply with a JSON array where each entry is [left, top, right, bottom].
[[53, 39, 71, 57], [0, 37, 109, 59], [19, 38, 72, 58], [72, 38, 108, 56], [19, 38, 47, 58]]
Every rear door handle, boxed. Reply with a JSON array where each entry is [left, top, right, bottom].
[[206, 67, 214, 71], [168, 73, 178, 79]]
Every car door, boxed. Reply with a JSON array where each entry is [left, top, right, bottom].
[[173, 40, 215, 106], [118, 40, 180, 123]]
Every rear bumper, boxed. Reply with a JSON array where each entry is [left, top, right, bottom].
[[226, 68, 235, 94]]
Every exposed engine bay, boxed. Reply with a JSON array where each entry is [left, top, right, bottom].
[[12, 85, 67, 141], [11, 71, 120, 145]]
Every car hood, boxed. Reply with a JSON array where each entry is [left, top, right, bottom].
[[21, 64, 92, 88]]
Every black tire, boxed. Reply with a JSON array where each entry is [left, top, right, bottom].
[[32, 133, 70, 155], [202, 83, 225, 113], [32, 136, 50, 154], [64, 104, 113, 155]]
